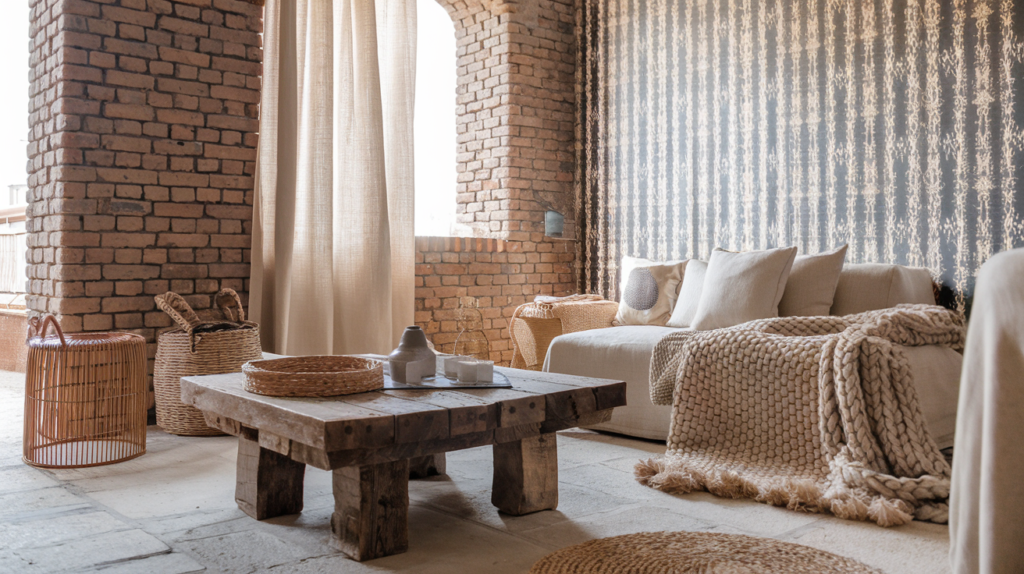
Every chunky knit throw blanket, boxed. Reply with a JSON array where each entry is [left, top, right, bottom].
[[636, 305, 964, 527]]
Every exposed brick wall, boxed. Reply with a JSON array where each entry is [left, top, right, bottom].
[[24, 0, 580, 379], [438, 0, 576, 241], [415, 235, 575, 365], [26, 0, 263, 375], [0, 311, 29, 373]]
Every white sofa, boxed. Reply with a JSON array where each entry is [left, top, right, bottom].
[[543, 263, 963, 449]]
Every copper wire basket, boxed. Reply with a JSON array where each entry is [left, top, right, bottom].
[[23, 315, 148, 468]]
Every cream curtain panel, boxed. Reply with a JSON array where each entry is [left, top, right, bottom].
[[251, 0, 416, 355]]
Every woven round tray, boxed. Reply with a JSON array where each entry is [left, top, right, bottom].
[[242, 356, 384, 397]]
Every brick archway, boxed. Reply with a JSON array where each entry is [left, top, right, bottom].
[[412, 0, 580, 364]]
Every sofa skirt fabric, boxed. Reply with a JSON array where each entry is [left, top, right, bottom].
[[545, 325, 961, 449], [950, 249, 1024, 574]]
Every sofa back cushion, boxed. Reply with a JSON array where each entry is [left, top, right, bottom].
[[614, 257, 686, 326], [690, 246, 798, 330], [666, 259, 707, 328], [830, 263, 935, 316], [778, 245, 848, 317]]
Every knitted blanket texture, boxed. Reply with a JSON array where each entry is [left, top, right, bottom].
[[636, 305, 964, 526]]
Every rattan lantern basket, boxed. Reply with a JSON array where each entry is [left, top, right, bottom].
[[23, 315, 148, 469]]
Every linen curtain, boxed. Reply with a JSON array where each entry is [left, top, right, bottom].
[[251, 0, 416, 355]]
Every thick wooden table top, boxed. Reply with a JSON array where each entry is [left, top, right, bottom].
[[180, 366, 626, 470]]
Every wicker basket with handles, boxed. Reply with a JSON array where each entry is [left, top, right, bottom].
[[153, 288, 262, 436]]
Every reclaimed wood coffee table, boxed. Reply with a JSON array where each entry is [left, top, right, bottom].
[[180, 365, 625, 561]]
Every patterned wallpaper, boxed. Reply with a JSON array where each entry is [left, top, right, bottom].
[[575, 0, 1024, 308]]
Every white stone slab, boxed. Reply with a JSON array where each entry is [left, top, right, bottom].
[[0, 550, 29, 574], [12, 529, 169, 572], [779, 515, 952, 574], [409, 477, 638, 534], [88, 552, 205, 574], [517, 504, 716, 550], [0, 487, 91, 520], [0, 465, 60, 494], [0, 511, 127, 551], [176, 529, 320, 572]]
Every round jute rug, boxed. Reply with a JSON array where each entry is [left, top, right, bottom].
[[529, 531, 881, 574]]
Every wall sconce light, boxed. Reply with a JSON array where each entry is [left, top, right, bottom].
[[545, 210, 564, 237]]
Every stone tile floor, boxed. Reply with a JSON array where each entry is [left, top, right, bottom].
[[0, 370, 951, 573]]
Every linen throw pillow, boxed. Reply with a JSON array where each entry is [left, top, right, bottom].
[[778, 244, 848, 317], [689, 246, 798, 331], [666, 259, 707, 328], [618, 256, 686, 296], [615, 257, 686, 326]]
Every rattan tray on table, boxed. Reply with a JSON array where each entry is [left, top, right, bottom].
[[243, 356, 385, 397], [243, 355, 512, 397]]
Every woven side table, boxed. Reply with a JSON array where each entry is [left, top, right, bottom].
[[23, 316, 148, 468], [509, 295, 619, 370]]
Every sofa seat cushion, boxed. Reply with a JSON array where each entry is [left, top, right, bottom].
[[544, 326, 685, 440], [544, 325, 961, 449]]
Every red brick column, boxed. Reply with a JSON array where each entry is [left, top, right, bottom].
[[27, 0, 264, 375]]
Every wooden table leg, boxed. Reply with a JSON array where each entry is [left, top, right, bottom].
[[235, 435, 305, 520], [331, 459, 410, 561], [408, 453, 446, 478], [491, 433, 558, 515]]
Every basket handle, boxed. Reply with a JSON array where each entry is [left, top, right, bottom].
[[215, 288, 245, 322], [28, 315, 66, 347], [155, 292, 203, 333]]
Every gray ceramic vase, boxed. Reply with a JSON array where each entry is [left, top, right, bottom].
[[388, 326, 436, 383]]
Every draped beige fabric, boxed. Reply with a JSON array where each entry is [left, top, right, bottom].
[[950, 248, 1024, 573], [251, 0, 415, 355]]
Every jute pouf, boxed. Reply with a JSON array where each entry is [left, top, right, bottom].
[[529, 532, 881, 573]]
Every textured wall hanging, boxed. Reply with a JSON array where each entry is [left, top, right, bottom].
[[575, 0, 1024, 309]]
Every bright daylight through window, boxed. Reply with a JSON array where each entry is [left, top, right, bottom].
[[0, 2, 29, 301], [413, 0, 457, 237]]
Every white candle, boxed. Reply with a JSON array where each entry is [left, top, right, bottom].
[[445, 355, 468, 379], [457, 359, 480, 383], [390, 359, 422, 384], [476, 360, 494, 383], [435, 354, 451, 377]]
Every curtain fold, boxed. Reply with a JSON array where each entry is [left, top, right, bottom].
[[251, 0, 416, 356]]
